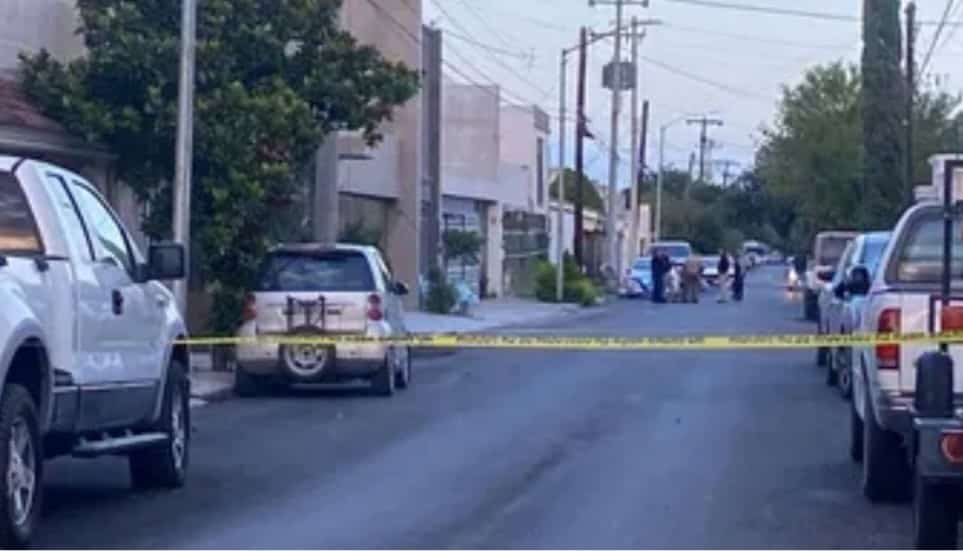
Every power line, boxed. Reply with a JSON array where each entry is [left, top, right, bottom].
[[663, 0, 962, 26], [429, 0, 554, 102], [641, 55, 775, 104], [453, 0, 523, 53], [440, 27, 532, 61], [931, 0, 963, 67], [660, 23, 852, 50], [920, 0, 958, 75]]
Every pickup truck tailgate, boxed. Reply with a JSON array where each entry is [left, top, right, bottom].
[[899, 293, 963, 394]]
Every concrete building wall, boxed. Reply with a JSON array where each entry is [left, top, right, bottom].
[[441, 83, 500, 201], [340, 0, 422, 305], [499, 105, 550, 215], [338, 133, 400, 199], [0, 1, 83, 70]]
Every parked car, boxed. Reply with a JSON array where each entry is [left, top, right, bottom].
[[646, 240, 693, 268], [816, 231, 891, 397], [234, 243, 413, 396], [847, 203, 963, 508], [0, 157, 190, 547], [700, 254, 733, 287], [803, 231, 858, 321], [623, 257, 653, 298]]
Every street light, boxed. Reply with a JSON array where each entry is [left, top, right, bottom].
[[654, 113, 690, 242]]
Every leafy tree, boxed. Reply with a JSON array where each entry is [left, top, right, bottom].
[[861, 0, 905, 227], [19, 0, 419, 332], [549, 168, 605, 212]]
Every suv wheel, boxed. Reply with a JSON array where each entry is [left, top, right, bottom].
[[371, 356, 396, 397], [825, 348, 838, 386], [0, 385, 42, 549], [804, 291, 819, 322], [395, 347, 412, 389], [836, 347, 853, 399], [130, 360, 189, 490], [914, 474, 959, 549], [862, 386, 911, 502]]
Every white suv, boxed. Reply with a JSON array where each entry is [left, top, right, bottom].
[[234, 243, 412, 396], [849, 203, 963, 502]]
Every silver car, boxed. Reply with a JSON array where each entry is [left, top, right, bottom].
[[234, 243, 412, 396], [816, 231, 891, 397]]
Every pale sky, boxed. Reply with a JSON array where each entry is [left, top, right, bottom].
[[422, 0, 963, 185]]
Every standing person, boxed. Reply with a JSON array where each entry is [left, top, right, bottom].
[[651, 249, 666, 303], [732, 253, 745, 302], [717, 249, 731, 303], [682, 254, 702, 303]]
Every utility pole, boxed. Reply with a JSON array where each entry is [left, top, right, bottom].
[[423, 27, 443, 280], [905, 1, 916, 203], [556, 50, 568, 302], [574, 26, 588, 269], [172, 0, 197, 318], [633, 99, 649, 258], [687, 115, 723, 187], [628, 17, 641, 263], [719, 160, 738, 187], [590, 0, 648, 286]]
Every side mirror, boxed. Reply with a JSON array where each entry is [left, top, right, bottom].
[[392, 281, 410, 296], [833, 282, 846, 300], [847, 265, 871, 296], [147, 242, 186, 281]]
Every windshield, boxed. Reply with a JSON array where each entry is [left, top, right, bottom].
[[817, 237, 852, 266], [256, 251, 375, 292], [0, 173, 43, 254], [633, 259, 651, 270], [655, 244, 691, 258], [860, 237, 890, 276]]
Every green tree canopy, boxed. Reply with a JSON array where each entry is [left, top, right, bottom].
[[549, 168, 605, 213], [19, 0, 419, 332]]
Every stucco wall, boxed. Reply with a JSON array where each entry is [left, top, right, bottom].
[[0, 0, 83, 72], [441, 83, 500, 201]]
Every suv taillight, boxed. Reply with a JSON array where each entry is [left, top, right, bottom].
[[876, 308, 901, 370], [241, 294, 257, 323], [367, 294, 383, 322]]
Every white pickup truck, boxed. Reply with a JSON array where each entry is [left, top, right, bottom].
[[0, 156, 190, 547]]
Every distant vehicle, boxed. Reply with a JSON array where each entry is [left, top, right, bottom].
[[741, 241, 769, 267], [623, 257, 653, 298], [646, 240, 693, 267], [816, 231, 891, 397], [700, 254, 733, 286], [235, 243, 413, 396], [0, 157, 190, 547], [803, 231, 858, 321]]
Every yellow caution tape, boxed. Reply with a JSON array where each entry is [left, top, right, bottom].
[[175, 331, 963, 351]]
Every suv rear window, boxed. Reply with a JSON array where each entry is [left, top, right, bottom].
[[0, 173, 43, 254], [256, 250, 376, 292], [817, 237, 851, 266], [890, 216, 963, 283]]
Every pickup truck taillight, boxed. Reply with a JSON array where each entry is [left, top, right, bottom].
[[876, 308, 901, 370], [241, 294, 257, 323], [941, 306, 963, 334], [367, 294, 383, 322]]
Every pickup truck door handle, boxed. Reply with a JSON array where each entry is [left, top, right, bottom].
[[111, 289, 124, 315]]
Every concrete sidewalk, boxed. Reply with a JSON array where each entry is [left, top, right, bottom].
[[189, 297, 597, 402]]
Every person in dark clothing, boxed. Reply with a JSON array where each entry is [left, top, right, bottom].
[[717, 250, 731, 303], [732, 254, 745, 301], [651, 249, 667, 303]]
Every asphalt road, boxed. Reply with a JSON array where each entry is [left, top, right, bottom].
[[37, 267, 914, 549]]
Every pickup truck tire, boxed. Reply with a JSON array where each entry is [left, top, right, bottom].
[[862, 389, 911, 502], [0, 384, 42, 549], [129, 360, 189, 490], [913, 476, 958, 550], [371, 356, 396, 397], [836, 347, 853, 399], [825, 348, 838, 386], [849, 395, 863, 463]]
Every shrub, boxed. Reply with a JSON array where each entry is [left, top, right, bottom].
[[534, 253, 600, 306], [425, 267, 456, 314]]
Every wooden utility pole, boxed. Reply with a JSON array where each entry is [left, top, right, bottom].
[[574, 26, 588, 269], [686, 115, 723, 187], [905, 1, 916, 203]]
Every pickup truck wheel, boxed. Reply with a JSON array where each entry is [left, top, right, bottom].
[[849, 394, 864, 463], [0, 385, 42, 549], [862, 388, 911, 502], [371, 357, 396, 397], [913, 475, 959, 549], [837, 348, 853, 399], [129, 360, 189, 490], [825, 348, 838, 386]]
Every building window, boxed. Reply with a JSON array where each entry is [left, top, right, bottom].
[[536, 137, 545, 206]]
